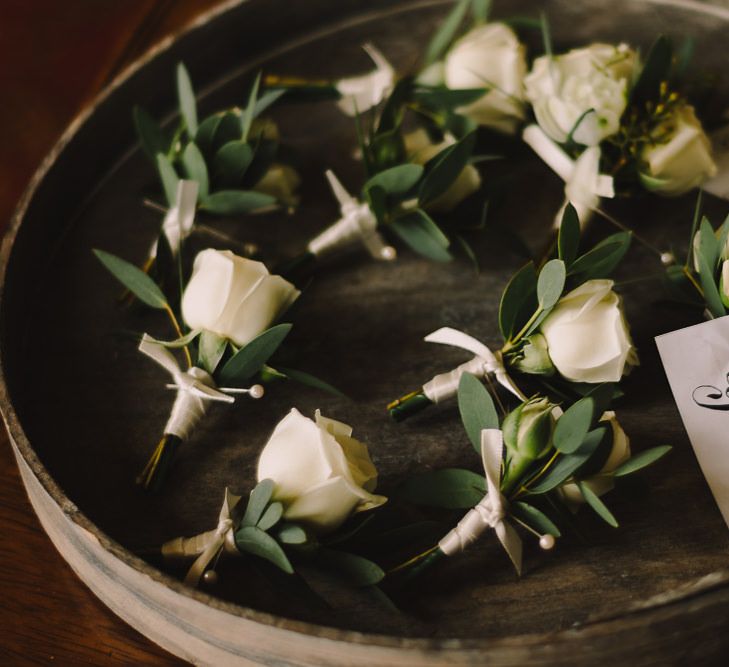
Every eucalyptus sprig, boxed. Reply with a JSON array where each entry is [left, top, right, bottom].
[[390, 374, 670, 582], [388, 204, 635, 422]]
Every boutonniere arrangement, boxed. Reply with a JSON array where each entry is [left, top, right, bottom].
[[94, 244, 344, 490], [522, 32, 717, 227], [392, 374, 670, 580], [134, 63, 300, 269], [160, 408, 387, 587], [388, 205, 637, 421]]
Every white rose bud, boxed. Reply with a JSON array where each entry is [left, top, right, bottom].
[[443, 23, 527, 134], [257, 408, 387, 533], [539, 279, 638, 383], [640, 105, 717, 196], [181, 249, 300, 347], [559, 411, 631, 507], [525, 43, 637, 146], [404, 129, 481, 212]]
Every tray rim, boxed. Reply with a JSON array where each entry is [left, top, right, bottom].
[[2, 0, 729, 661]]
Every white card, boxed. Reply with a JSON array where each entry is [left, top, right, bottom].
[[656, 316, 729, 529]]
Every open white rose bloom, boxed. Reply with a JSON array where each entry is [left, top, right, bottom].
[[181, 249, 300, 347], [257, 408, 387, 533], [559, 411, 631, 508], [525, 43, 636, 146], [640, 105, 717, 196], [443, 23, 527, 134], [540, 279, 638, 383], [404, 129, 481, 212]]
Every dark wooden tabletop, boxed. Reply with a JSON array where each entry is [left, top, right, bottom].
[[0, 3, 226, 664]]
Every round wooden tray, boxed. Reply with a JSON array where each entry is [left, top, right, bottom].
[[2, 0, 729, 664]]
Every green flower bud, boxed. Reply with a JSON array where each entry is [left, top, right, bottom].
[[512, 334, 555, 376], [720, 260, 729, 309], [502, 397, 556, 461]]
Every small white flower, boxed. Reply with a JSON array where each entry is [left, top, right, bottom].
[[443, 23, 527, 134], [539, 279, 638, 383], [640, 105, 717, 196], [257, 408, 387, 533], [559, 411, 631, 507], [404, 129, 481, 212], [181, 249, 299, 347], [525, 43, 637, 146], [336, 44, 395, 117]]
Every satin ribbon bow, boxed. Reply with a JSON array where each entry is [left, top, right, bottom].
[[161, 489, 242, 586], [307, 170, 396, 261], [422, 327, 526, 404], [139, 335, 239, 440], [522, 124, 614, 228], [439, 429, 523, 574], [149, 179, 199, 259]]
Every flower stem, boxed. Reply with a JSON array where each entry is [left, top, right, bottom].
[[387, 390, 433, 422], [387, 546, 445, 586], [136, 433, 182, 492], [164, 304, 192, 369]]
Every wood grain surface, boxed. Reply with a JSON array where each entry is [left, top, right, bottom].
[[0, 2, 225, 665]]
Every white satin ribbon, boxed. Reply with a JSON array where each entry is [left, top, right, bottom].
[[439, 429, 523, 575], [422, 327, 526, 404], [149, 179, 199, 259], [336, 43, 395, 117], [522, 124, 614, 228], [307, 169, 396, 260], [161, 489, 242, 586], [139, 334, 237, 441]]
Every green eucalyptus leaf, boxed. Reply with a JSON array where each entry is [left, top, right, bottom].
[[195, 113, 223, 155], [214, 140, 254, 186], [697, 252, 726, 318], [218, 323, 292, 385], [276, 366, 345, 398], [699, 216, 721, 271], [156, 153, 180, 208], [365, 185, 387, 225], [197, 330, 227, 374], [364, 164, 423, 196], [423, 0, 470, 67], [253, 88, 286, 119], [235, 525, 293, 574], [257, 501, 284, 531], [537, 259, 566, 310], [133, 106, 168, 162], [391, 209, 453, 262], [613, 445, 672, 477], [241, 479, 275, 527], [241, 138, 278, 189], [181, 141, 209, 198], [316, 549, 384, 587], [511, 501, 561, 537], [568, 232, 631, 280], [201, 190, 277, 215], [458, 372, 499, 454], [557, 203, 580, 266], [577, 481, 618, 527], [241, 72, 262, 142], [418, 131, 476, 206], [553, 396, 595, 454], [274, 522, 309, 545], [630, 35, 672, 107], [498, 262, 538, 340], [93, 249, 168, 309], [528, 428, 605, 494], [214, 111, 244, 150], [397, 468, 486, 509], [177, 62, 198, 136]]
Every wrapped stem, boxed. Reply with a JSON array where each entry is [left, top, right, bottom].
[[387, 390, 433, 421]]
